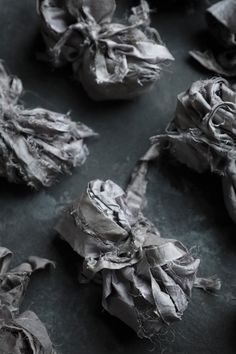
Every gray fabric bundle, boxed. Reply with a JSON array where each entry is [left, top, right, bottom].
[[190, 0, 236, 76], [150, 77, 236, 223], [0, 62, 96, 189], [0, 247, 56, 353], [37, 0, 174, 101], [56, 159, 220, 339]]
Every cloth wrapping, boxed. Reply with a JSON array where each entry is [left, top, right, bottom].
[[37, 0, 174, 101], [0, 61, 96, 189], [56, 160, 219, 339], [150, 77, 236, 223], [0, 247, 56, 353], [190, 0, 236, 76]]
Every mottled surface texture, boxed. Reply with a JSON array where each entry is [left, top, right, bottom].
[[0, 1, 235, 354]]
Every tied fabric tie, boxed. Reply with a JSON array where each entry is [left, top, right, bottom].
[[148, 77, 236, 223], [0, 247, 57, 354], [56, 154, 220, 339], [37, 0, 174, 101]]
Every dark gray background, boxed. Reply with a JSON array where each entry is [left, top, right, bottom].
[[0, 1, 235, 353]]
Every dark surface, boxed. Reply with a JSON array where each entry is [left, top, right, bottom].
[[0, 1, 235, 353]]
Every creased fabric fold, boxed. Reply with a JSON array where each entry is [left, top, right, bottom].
[[56, 158, 219, 339], [190, 0, 236, 76], [0, 247, 56, 353], [150, 77, 236, 223], [0, 61, 96, 189], [37, 0, 174, 101]]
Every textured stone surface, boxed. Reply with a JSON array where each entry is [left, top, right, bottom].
[[0, 1, 235, 353]]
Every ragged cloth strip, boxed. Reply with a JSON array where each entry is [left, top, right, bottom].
[[0, 247, 57, 353], [190, 0, 236, 76], [56, 159, 220, 339], [0, 61, 96, 189], [37, 0, 174, 101], [149, 77, 236, 223]]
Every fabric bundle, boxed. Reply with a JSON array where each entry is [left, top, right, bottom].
[[56, 157, 220, 339], [190, 0, 236, 76], [37, 0, 174, 101], [0, 62, 96, 189], [150, 77, 236, 223], [0, 247, 56, 353]]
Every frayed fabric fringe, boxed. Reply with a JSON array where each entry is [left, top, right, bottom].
[[0, 62, 96, 189]]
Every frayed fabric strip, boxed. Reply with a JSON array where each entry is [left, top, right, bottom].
[[55, 154, 220, 339], [151, 77, 236, 223], [0, 62, 96, 189], [190, 0, 236, 76], [37, 0, 174, 101], [0, 247, 56, 353]]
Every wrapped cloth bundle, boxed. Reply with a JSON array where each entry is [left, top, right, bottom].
[[190, 0, 236, 76], [150, 77, 236, 223], [56, 160, 220, 339], [37, 0, 174, 101], [0, 62, 96, 189], [0, 247, 57, 353]]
